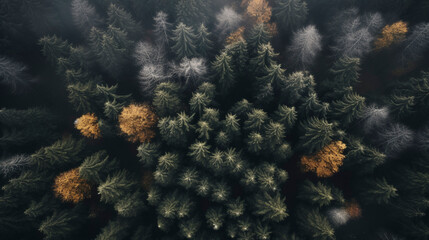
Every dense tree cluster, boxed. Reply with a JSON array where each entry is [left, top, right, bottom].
[[1, 0, 429, 239]]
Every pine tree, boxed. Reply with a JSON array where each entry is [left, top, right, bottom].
[[158, 112, 194, 146], [2, 170, 50, 195], [206, 207, 225, 230], [227, 198, 245, 218], [196, 23, 213, 57], [71, 0, 101, 34], [225, 39, 249, 76], [244, 108, 268, 132], [297, 208, 335, 240], [190, 92, 211, 116], [281, 71, 316, 105], [297, 180, 338, 207], [107, 4, 141, 39], [79, 151, 117, 184], [98, 170, 136, 204], [171, 23, 197, 59], [253, 191, 288, 222], [344, 138, 386, 173], [255, 220, 272, 240], [196, 121, 212, 141], [180, 217, 201, 239], [95, 219, 130, 240], [176, 0, 209, 26], [178, 167, 199, 189], [330, 92, 366, 126], [67, 81, 98, 113], [196, 176, 211, 197], [229, 99, 254, 119], [114, 191, 145, 217], [188, 141, 211, 163], [388, 94, 415, 119], [104, 99, 126, 120], [212, 51, 235, 95], [299, 92, 330, 118], [211, 181, 231, 202], [247, 132, 265, 153], [31, 137, 84, 170], [223, 113, 241, 137], [247, 23, 271, 52], [137, 142, 160, 167], [201, 107, 220, 127], [298, 117, 334, 154], [264, 121, 285, 147], [25, 195, 59, 219], [153, 82, 183, 117], [256, 64, 286, 104], [38, 35, 70, 65], [250, 43, 278, 75], [360, 178, 398, 205], [273, 0, 308, 30], [324, 57, 360, 98], [39, 209, 80, 240]]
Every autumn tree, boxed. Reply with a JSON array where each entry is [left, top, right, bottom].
[[212, 51, 235, 95], [300, 141, 346, 177], [245, 0, 272, 24], [74, 113, 101, 139], [374, 21, 408, 50], [215, 7, 243, 37], [53, 168, 91, 203], [118, 103, 158, 143]]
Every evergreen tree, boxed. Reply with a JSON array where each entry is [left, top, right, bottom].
[[297, 208, 335, 240], [95, 219, 130, 240], [253, 191, 288, 222], [244, 108, 268, 132], [2, 170, 50, 195], [154, 11, 172, 46], [190, 92, 211, 116], [67, 81, 98, 113], [344, 138, 386, 173], [264, 121, 285, 147], [223, 113, 241, 137], [114, 191, 145, 217], [38, 35, 70, 65], [299, 92, 330, 118], [39, 209, 80, 240], [79, 151, 117, 184], [281, 71, 316, 105], [176, 0, 209, 26], [211, 181, 231, 202], [247, 132, 265, 153], [178, 167, 199, 189], [171, 23, 197, 59], [71, 0, 101, 34], [196, 23, 213, 57], [250, 43, 278, 75], [298, 117, 334, 154], [98, 170, 136, 204], [31, 137, 84, 170], [107, 4, 141, 39], [227, 198, 245, 218], [388, 94, 415, 119], [297, 180, 339, 207], [188, 141, 211, 163], [158, 112, 194, 146], [196, 121, 212, 141], [247, 24, 271, 52], [360, 178, 398, 205], [0, 56, 34, 93], [225, 39, 249, 76], [229, 99, 254, 119], [180, 217, 201, 239], [153, 82, 183, 117], [330, 92, 366, 126], [137, 142, 160, 167], [324, 57, 360, 98], [206, 207, 225, 230], [104, 99, 126, 120], [25, 194, 59, 219], [273, 0, 308, 30], [212, 51, 235, 95]]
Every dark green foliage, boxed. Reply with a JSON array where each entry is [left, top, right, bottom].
[[323, 57, 360, 99], [247, 23, 271, 53], [344, 138, 386, 173], [2, 170, 50, 195], [114, 191, 145, 217], [79, 151, 118, 184], [98, 170, 136, 204], [95, 219, 130, 240], [31, 137, 84, 170], [180, 217, 201, 238], [251, 43, 278, 75], [196, 23, 213, 57], [190, 92, 211, 116], [298, 117, 334, 154], [281, 71, 316, 105], [226, 39, 249, 76], [176, 0, 209, 26], [212, 51, 235, 95], [158, 112, 194, 146], [153, 82, 183, 117], [38, 35, 70, 65], [360, 178, 398, 205], [330, 92, 366, 126], [297, 208, 335, 240], [39, 209, 80, 240], [206, 207, 225, 230], [297, 180, 342, 207], [273, 0, 308, 30], [299, 92, 330, 118], [244, 108, 268, 132], [388, 95, 415, 119], [67, 81, 98, 113], [227, 198, 245, 218], [171, 23, 197, 59], [25, 195, 59, 219], [253, 191, 288, 222], [137, 142, 160, 167], [107, 4, 141, 39]]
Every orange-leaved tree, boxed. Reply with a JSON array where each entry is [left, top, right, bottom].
[[245, 0, 272, 24], [300, 141, 346, 178], [53, 168, 91, 203], [74, 113, 101, 139], [374, 21, 408, 50], [345, 200, 362, 218], [226, 27, 246, 45], [118, 103, 157, 143]]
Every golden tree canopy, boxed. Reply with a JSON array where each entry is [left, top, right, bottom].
[[53, 168, 91, 203], [118, 103, 157, 143], [75, 113, 101, 139], [245, 0, 272, 23], [374, 21, 408, 50], [300, 141, 346, 178], [346, 200, 362, 218], [226, 27, 246, 45]]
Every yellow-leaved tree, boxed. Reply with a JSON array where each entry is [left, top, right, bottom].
[[118, 103, 157, 143], [53, 168, 91, 203], [245, 0, 272, 24], [300, 141, 346, 178], [226, 27, 246, 45], [75, 113, 101, 139], [374, 21, 408, 50]]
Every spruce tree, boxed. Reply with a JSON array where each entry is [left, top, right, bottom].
[[206, 207, 225, 230], [190, 92, 211, 116], [324, 57, 360, 98], [107, 4, 141, 39], [360, 178, 398, 205], [226, 39, 249, 76], [153, 82, 183, 117], [188, 141, 211, 163], [176, 0, 209, 26], [39, 209, 80, 240], [244, 108, 268, 132], [297, 208, 335, 240], [229, 99, 254, 119], [67, 81, 98, 113], [79, 151, 118, 184], [247, 23, 271, 53], [180, 217, 201, 239], [95, 219, 130, 240], [299, 92, 330, 118], [330, 92, 366, 126], [253, 191, 288, 222], [389, 95, 415, 119], [171, 23, 197, 59], [38, 35, 70, 65], [25, 194, 59, 219], [212, 51, 235, 95], [196, 23, 213, 57], [98, 170, 136, 204], [297, 180, 337, 207], [281, 71, 316, 105], [114, 191, 145, 217], [2, 170, 50, 195], [273, 0, 308, 30], [137, 142, 160, 167], [227, 198, 245, 218], [250, 43, 278, 75], [298, 117, 334, 154]]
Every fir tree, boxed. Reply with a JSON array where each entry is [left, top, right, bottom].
[[39, 209, 80, 240], [244, 108, 268, 132], [299, 92, 330, 118], [250, 43, 278, 75], [98, 170, 136, 204], [297, 180, 338, 207], [79, 151, 117, 184], [264, 121, 286, 147], [344, 138, 386, 173], [95, 219, 130, 240], [388, 94, 415, 119], [225, 39, 249, 76], [298, 117, 334, 154], [247, 23, 271, 52], [38, 35, 70, 65], [67, 81, 98, 113], [171, 23, 197, 59], [178, 167, 199, 189], [229, 99, 254, 119], [180, 217, 201, 239], [190, 92, 211, 116], [360, 178, 398, 205], [281, 71, 316, 105], [154, 11, 172, 46], [206, 207, 225, 230], [153, 82, 183, 117], [2, 170, 50, 195], [188, 141, 211, 163], [273, 0, 308, 30], [211, 181, 231, 202], [297, 208, 335, 240], [324, 57, 360, 98], [212, 51, 235, 95], [114, 191, 145, 217], [227, 198, 245, 218], [253, 191, 288, 222], [107, 4, 141, 39], [196, 23, 213, 57], [176, 0, 209, 26], [330, 92, 366, 126], [25, 195, 59, 219], [137, 142, 160, 167]]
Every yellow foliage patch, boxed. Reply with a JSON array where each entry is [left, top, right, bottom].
[[53, 168, 91, 203], [374, 21, 408, 50], [245, 0, 272, 23], [75, 113, 101, 139], [118, 103, 157, 143], [226, 27, 246, 45], [300, 141, 346, 178]]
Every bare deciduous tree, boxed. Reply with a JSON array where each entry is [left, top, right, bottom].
[[402, 23, 429, 64], [0, 56, 35, 93], [71, 0, 102, 33], [361, 105, 390, 134], [215, 7, 243, 37], [134, 41, 165, 66], [331, 9, 383, 58], [172, 57, 207, 88], [378, 123, 414, 156], [0, 154, 31, 177], [327, 208, 350, 227], [288, 25, 322, 69]]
